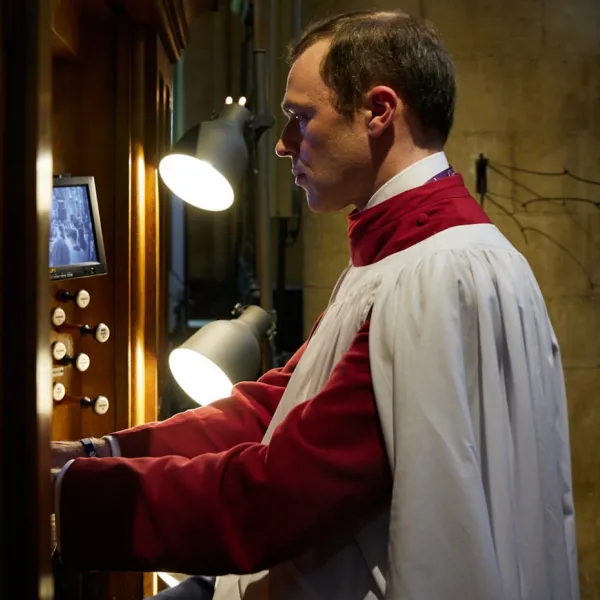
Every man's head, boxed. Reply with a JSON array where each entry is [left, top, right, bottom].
[[275, 10, 456, 212]]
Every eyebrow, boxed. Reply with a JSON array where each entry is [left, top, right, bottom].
[[280, 101, 311, 115]]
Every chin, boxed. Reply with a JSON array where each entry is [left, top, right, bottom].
[[305, 190, 345, 214]]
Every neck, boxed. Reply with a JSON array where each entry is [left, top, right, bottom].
[[356, 145, 443, 210]]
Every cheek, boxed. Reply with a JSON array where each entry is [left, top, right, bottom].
[[299, 125, 337, 163]]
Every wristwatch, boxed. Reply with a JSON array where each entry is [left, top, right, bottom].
[[80, 437, 97, 458]]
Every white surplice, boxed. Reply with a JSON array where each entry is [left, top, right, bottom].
[[215, 223, 579, 600]]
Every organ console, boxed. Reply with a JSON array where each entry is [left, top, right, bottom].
[[53, 382, 66, 402], [0, 0, 195, 598], [59, 352, 91, 373], [56, 322, 111, 343], [51, 306, 67, 326], [51, 341, 68, 361], [56, 288, 91, 309], [53, 390, 110, 416]]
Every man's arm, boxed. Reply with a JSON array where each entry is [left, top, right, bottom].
[[112, 339, 307, 459], [51, 439, 112, 468], [57, 319, 391, 575], [51, 339, 308, 468]]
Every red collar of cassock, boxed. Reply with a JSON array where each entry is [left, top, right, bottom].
[[347, 175, 492, 267]]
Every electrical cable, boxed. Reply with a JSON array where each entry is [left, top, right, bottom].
[[484, 194, 527, 241], [484, 194, 595, 288], [489, 160, 600, 186], [521, 196, 600, 208], [487, 190, 600, 209], [488, 164, 542, 198]]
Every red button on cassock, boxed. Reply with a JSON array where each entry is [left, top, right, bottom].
[[416, 212, 429, 226]]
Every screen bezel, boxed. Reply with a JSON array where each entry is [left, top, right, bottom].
[[49, 176, 108, 280]]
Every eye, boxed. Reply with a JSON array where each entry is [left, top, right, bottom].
[[293, 114, 310, 133]]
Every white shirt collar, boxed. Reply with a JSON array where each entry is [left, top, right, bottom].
[[364, 152, 450, 210]]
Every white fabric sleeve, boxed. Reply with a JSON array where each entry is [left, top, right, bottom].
[[54, 458, 75, 552], [103, 435, 121, 457]]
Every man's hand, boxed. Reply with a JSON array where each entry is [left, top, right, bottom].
[[51, 439, 111, 469]]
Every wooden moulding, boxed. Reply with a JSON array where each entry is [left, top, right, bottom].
[[118, 0, 206, 63], [154, 0, 190, 63], [51, 0, 81, 59], [51, 0, 204, 63]]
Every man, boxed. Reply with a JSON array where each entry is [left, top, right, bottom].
[[51, 10, 580, 600], [50, 225, 71, 267]]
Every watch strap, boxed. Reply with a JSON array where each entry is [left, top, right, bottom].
[[80, 437, 97, 458]]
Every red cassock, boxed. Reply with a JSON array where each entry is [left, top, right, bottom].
[[59, 175, 490, 575]]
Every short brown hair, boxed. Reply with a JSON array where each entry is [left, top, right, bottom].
[[288, 10, 456, 143]]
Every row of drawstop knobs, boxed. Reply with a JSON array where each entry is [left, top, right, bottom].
[[52, 383, 109, 415], [51, 288, 111, 415]]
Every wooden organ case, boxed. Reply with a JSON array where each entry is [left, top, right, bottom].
[[50, 1, 188, 598], [0, 0, 205, 599]]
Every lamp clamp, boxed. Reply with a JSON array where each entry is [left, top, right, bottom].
[[231, 303, 246, 318], [265, 309, 278, 341], [251, 113, 276, 142], [231, 303, 277, 340]]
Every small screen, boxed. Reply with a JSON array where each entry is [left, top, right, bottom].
[[49, 185, 98, 268]]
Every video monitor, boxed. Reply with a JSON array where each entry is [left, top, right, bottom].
[[49, 176, 108, 280]]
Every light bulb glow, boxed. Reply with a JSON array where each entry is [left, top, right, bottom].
[[159, 154, 233, 211], [169, 348, 233, 405], [157, 573, 182, 588], [225, 96, 233, 105], [238, 96, 247, 107]]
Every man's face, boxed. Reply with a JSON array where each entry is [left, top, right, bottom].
[[275, 40, 372, 213]]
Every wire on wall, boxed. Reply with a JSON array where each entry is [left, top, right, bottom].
[[477, 153, 600, 290], [487, 160, 600, 186]]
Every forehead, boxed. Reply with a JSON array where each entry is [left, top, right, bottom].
[[282, 39, 331, 109]]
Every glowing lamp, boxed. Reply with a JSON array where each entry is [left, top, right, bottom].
[[169, 305, 274, 406], [158, 98, 251, 211]]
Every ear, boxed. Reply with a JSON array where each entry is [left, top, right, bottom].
[[365, 86, 401, 138]]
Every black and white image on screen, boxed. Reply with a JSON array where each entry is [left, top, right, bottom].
[[49, 185, 98, 268]]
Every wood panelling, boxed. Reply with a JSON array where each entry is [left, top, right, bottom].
[[130, 24, 148, 428], [0, 0, 54, 599], [51, 3, 177, 598], [51, 0, 81, 59], [144, 31, 174, 427], [0, 0, 191, 597], [116, 0, 209, 62], [113, 12, 134, 435], [51, 14, 119, 443]]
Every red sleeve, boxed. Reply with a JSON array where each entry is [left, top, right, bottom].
[[59, 319, 391, 575], [112, 340, 308, 458]]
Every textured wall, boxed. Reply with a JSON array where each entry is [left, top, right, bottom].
[[183, 9, 306, 290], [183, 11, 242, 283], [300, 0, 600, 596]]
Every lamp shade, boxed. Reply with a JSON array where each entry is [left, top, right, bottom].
[[158, 101, 252, 211], [169, 305, 274, 406]]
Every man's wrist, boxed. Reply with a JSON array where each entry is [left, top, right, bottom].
[[83, 438, 111, 458], [51, 439, 111, 467]]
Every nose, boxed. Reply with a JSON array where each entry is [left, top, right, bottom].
[[275, 121, 298, 158], [275, 137, 289, 158]]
